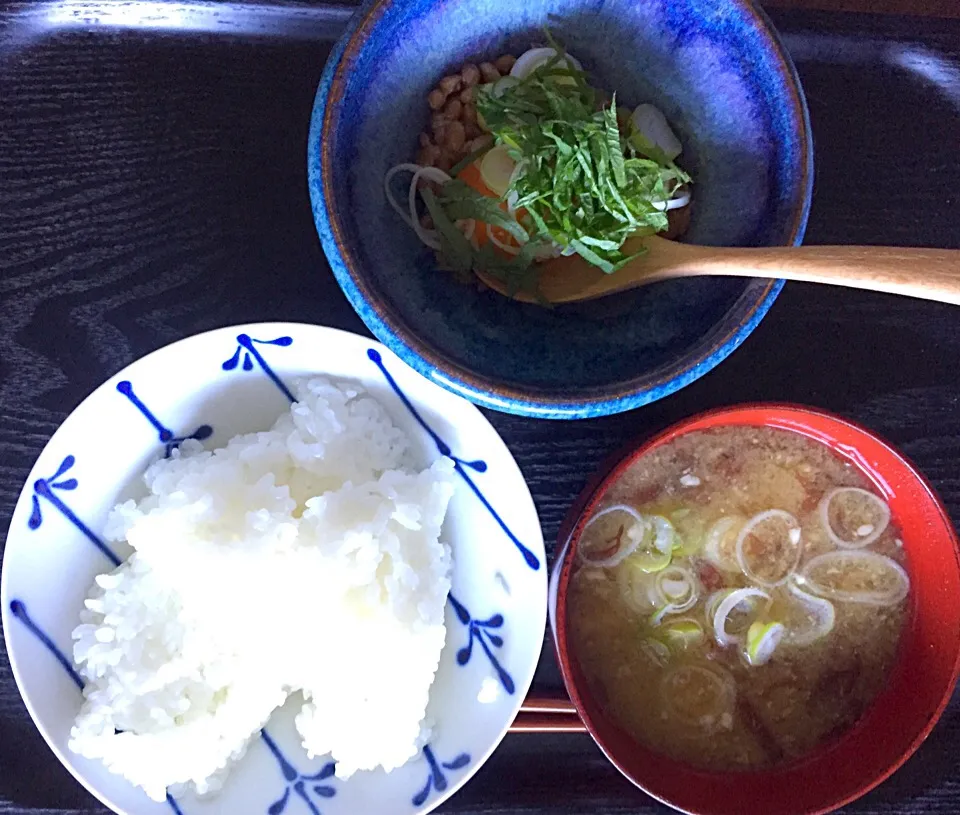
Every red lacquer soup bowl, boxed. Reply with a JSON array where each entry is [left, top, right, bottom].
[[550, 404, 960, 815]]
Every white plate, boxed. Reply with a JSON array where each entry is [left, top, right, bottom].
[[1, 323, 546, 815]]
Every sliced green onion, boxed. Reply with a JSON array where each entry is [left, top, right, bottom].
[[735, 509, 802, 587], [819, 487, 891, 549], [744, 621, 785, 666], [783, 581, 836, 646], [647, 565, 700, 627], [509, 47, 582, 81], [704, 590, 726, 623], [614, 520, 674, 616], [629, 103, 682, 162], [649, 515, 676, 555], [703, 516, 744, 572], [579, 504, 647, 567], [497, 74, 522, 94], [421, 185, 472, 268], [450, 140, 495, 177], [479, 144, 517, 197], [669, 508, 706, 557], [655, 565, 699, 611], [617, 557, 661, 613], [710, 587, 771, 647], [662, 618, 705, 651], [798, 550, 909, 606], [649, 605, 673, 627], [639, 636, 671, 667], [625, 543, 672, 574]]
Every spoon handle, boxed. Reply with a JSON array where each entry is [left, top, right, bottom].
[[694, 245, 960, 305]]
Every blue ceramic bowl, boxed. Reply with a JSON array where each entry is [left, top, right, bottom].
[[308, 0, 813, 419]]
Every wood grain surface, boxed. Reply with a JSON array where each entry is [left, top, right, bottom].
[[765, 0, 960, 19], [1, 2, 960, 814]]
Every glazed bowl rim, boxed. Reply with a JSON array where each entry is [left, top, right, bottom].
[[550, 402, 960, 814], [309, 0, 814, 419]]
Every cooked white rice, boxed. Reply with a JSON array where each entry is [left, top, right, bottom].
[[68, 378, 455, 802]]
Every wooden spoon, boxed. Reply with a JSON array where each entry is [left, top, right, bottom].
[[475, 235, 960, 305]]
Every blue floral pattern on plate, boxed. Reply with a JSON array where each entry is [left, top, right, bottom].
[[27, 455, 120, 567], [222, 333, 296, 401], [447, 593, 514, 695], [411, 745, 470, 807], [17, 470, 341, 815], [10, 598, 340, 815], [117, 380, 213, 457], [6, 325, 545, 814], [260, 730, 337, 815], [7, 599, 188, 815], [220, 332, 539, 571]]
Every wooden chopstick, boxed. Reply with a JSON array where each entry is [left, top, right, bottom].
[[520, 693, 578, 715], [509, 712, 586, 733], [508, 692, 587, 733]]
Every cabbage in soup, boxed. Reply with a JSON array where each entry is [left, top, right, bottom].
[[568, 426, 909, 770]]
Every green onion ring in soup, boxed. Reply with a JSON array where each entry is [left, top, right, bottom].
[[567, 425, 909, 771]]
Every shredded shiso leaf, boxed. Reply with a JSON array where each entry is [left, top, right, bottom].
[[429, 31, 689, 286]]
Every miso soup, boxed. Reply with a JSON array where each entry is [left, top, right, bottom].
[[568, 426, 909, 770]]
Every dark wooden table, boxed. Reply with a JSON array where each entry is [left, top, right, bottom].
[[1, 1, 959, 813]]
